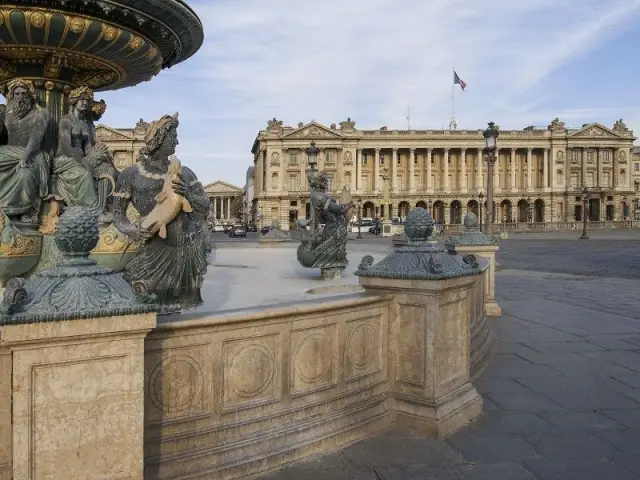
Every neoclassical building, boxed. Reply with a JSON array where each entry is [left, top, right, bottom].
[[203, 181, 243, 222], [95, 119, 148, 171], [250, 118, 636, 229]]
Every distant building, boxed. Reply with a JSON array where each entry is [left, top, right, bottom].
[[632, 146, 640, 219], [250, 117, 637, 229], [244, 166, 255, 224], [95, 119, 148, 171], [203, 181, 243, 222]]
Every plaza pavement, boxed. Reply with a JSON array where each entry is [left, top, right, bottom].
[[243, 231, 640, 480]]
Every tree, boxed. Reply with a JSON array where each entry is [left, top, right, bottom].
[[230, 194, 244, 220]]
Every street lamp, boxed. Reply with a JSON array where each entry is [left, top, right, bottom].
[[428, 199, 433, 215], [356, 198, 363, 239], [580, 186, 589, 240], [307, 141, 318, 172], [527, 196, 533, 223], [478, 191, 484, 232], [622, 195, 628, 219], [483, 122, 499, 238]]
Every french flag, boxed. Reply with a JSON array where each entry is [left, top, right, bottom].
[[453, 70, 467, 91]]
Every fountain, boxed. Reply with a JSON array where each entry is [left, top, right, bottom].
[[0, 0, 204, 286]]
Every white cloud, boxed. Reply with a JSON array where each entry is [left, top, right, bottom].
[[99, 0, 640, 186]]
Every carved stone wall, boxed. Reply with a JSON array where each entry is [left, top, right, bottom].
[[143, 272, 489, 479]]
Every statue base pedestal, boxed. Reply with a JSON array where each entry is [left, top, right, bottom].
[[381, 220, 394, 237], [321, 267, 344, 280]]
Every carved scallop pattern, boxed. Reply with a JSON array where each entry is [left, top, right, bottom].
[[148, 355, 203, 414], [231, 345, 274, 398]]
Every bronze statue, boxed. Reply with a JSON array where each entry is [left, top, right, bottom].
[[112, 113, 210, 312], [296, 171, 354, 277], [0, 78, 51, 224], [52, 85, 117, 222]]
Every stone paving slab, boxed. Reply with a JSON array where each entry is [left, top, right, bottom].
[[258, 267, 640, 480]]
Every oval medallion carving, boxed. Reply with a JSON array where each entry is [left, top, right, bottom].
[[231, 345, 274, 398], [149, 355, 203, 414], [295, 333, 332, 383], [347, 323, 377, 369]]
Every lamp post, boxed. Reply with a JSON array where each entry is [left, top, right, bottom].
[[580, 186, 589, 240], [527, 196, 533, 223], [428, 199, 433, 216], [483, 122, 500, 239], [357, 198, 363, 239], [478, 191, 484, 232], [306, 141, 319, 233], [622, 195, 628, 220]]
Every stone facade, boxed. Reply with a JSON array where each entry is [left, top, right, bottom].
[[632, 146, 640, 219], [250, 118, 637, 229], [95, 119, 148, 171]]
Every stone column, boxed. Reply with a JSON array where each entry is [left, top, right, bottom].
[[550, 150, 557, 191], [391, 148, 398, 191], [374, 148, 380, 192], [356, 209, 484, 438], [613, 148, 619, 189], [527, 148, 533, 191], [596, 148, 601, 187], [426, 148, 433, 192], [510, 148, 516, 191], [581, 148, 586, 187], [356, 149, 362, 191], [228, 197, 232, 220], [543, 148, 549, 189], [476, 149, 482, 191], [409, 148, 416, 192], [443, 148, 450, 192], [460, 148, 467, 193], [494, 149, 501, 193]]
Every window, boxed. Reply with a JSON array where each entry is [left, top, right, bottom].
[[326, 175, 333, 192], [289, 175, 298, 191], [289, 151, 298, 164], [587, 149, 594, 163], [601, 150, 611, 163], [571, 149, 580, 163], [602, 172, 610, 187], [634, 162, 639, 171], [325, 150, 334, 164], [361, 155, 367, 165], [570, 172, 578, 188]]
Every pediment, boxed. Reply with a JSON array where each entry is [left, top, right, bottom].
[[203, 181, 243, 195], [281, 121, 343, 140], [95, 124, 135, 141], [568, 123, 621, 139]]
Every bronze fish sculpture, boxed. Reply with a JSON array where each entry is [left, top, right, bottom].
[[120, 155, 192, 258]]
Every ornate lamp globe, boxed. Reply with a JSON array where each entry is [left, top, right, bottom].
[[483, 122, 499, 151], [307, 142, 319, 168]]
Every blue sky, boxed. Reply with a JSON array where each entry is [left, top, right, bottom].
[[99, 0, 640, 188]]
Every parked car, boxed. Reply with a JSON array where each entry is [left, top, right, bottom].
[[229, 225, 246, 238], [260, 226, 271, 236], [247, 224, 258, 232]]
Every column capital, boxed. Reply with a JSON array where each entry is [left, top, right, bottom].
[[392, 147, 398, 152], [527, 147, 533, 153], [427, 147, 433, 153], [511, 148, 516, 154], [444, 148, 450, 153], [461, 148, 466, 154]]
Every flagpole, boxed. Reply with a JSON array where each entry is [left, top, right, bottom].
[[450, 67, 456, 130]]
